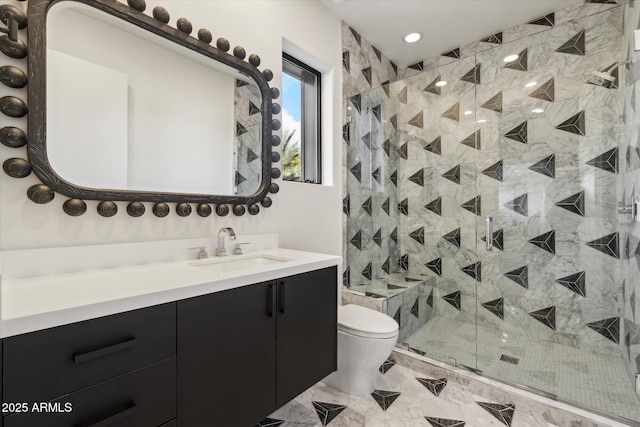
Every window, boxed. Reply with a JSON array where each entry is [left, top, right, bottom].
[[281, 52, 321, 183]]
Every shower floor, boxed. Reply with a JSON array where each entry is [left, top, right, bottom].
[[403, 316, 640, 423]]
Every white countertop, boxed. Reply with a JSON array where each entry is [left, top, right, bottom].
[[1, 248, 341, 338]]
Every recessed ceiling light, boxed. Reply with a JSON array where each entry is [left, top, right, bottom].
[[435, 80, 447, 87], [464, 110, 473, 116], [532, 108, 545, 114], [404, 32, 422, 43], [477, 119, 487, 123], [503, 54, 519, 63], [525, 81, 537, 88]]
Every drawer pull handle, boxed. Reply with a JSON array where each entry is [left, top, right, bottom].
[[81, 403, 136, 427], [73, 337, 136, 364], [268, 283, 275, 317], [278, 281, 285, 314]]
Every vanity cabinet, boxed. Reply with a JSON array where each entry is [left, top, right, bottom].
[[177, 266, 337, 426]]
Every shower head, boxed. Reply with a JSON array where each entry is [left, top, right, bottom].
[[587, 70, 616, 87]]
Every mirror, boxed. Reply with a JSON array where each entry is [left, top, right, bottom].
[[23, 0, 281, 215]]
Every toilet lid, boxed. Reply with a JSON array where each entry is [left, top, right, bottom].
[[338, 304, 399, 339]]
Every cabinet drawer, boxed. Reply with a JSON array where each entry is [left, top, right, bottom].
[[3, 303, 176, 403], [4, 358, 176, 427]]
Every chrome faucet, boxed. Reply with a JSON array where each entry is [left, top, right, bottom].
[[189, 246, 209, 260], [216, 227, 237, 256]]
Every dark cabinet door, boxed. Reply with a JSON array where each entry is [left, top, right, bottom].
[[177, 281, 277, 427], [276, 266, 337, 407]]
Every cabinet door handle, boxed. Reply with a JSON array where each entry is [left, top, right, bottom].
[[81, 403, 136, 427], [278, 281, 285, 314], [73, 337, 136, 364], [268, 283, 275, 317]]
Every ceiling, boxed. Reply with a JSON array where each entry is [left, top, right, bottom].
[[320, 0, 583, 67]]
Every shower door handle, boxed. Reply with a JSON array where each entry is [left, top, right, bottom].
[[485, 215, 493, 251]]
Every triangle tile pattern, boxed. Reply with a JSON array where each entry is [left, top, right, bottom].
[[249, 101, 261, 115], [504, 266, 528, 288], [410, 298, 419, 317], [482, 229, 504, 251], [461, 63, 481, 84], [408, 61, 424, 71], [427, 289, 434, 308], [236, 121, 248, 136], [481, 92, 503, 113], [247, 148, 260, 163], [482, 298, 504, 319], [388, 283, 406, 290], [529, 13, 554, 26], [529, 78, 555, 102], [409, 169, 425, 186], [391, 227, 398, 244], [350, 230, 362, 250], [343, 268, 350, 287], [399, 254, 409, 270], [529, 154, 555, 178], [461, 195, 481, 216], [372, 167, 382, 185], [372, 45, 383, 62], [529, 230, 555, 254], [410, 227, 425, 244], [362, 197, 373, 216], [390, 170, 398, 186], [425, 197, 442, 215], [393, 307, 401, 326], [443, 228, 461, 248], [556, 191, 585, 216], [417, 378, 447, 396], [362, 262, 372, 280], [312, 401, 347, 426], [348, 26, 361, 45], [379, 358, 395, 374], [505, 193, 528, 216], [443, 291, 461, 311], [504, 122, 527, 143], [382, 198, 391, 215], [529, 306, 556, 330], [361, 132, 372, 150], [235, 171, 246, 186], [481, 32, 503, 44], [342, 124, 350, 143], [399, 143, 409, 159], [408, 111, 424, 128], [586, 232, 619, 259], [586, 147, 618, 173], [442, 48, 460, 59], [255, 417, 285, 427], [425, 258, 442, 276], [503, 49, 527, 71], [556, 110, 586, 135], [425, 136, 442, 155], [460, 130, 481, 150], [442, 102, 460, 121], [424, 76, 443, 95], [586, 317, 620, 343], [372, 105, 383, 123], [461, 262, 482, 281], [372, 228, 382, 247], [442, 164, 461, 184], [556, 271, 586, 297], [383, 139, 391, 156], [398, 199, 409, 216], [381, 257, 391, 274], [390, 61, 398, 75], [350, 94, 362, 113], [482, 160, 503, 181], [371, 390, 401, 411], [342, 195, 350, 216], [477, 402, 516, 426], [556, 30, 586, 56], [342, 51, 350, 72], [390, 114, 397, 130], [236, 79, 249, 87], [425, 418, 465, 427], [398, 87, 408, 104], [382, 81, 390, 97]]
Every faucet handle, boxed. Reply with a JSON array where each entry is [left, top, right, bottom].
[[188, 246, 208, 259], [233, 242, 250, 255]]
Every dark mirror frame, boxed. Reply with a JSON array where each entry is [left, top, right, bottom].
[[17, 0, 281, 216]]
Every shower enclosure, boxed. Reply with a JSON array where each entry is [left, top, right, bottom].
[[345, 2, 640, 424]]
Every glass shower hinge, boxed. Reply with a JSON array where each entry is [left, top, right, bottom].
[[618, 198, 638, 222]]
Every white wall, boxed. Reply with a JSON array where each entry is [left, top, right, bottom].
[[0, 0, 343, 263]]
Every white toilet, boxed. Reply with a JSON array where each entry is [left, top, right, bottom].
[[324, 304, 399, 395]]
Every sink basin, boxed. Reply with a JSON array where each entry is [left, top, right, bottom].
[[189, 254, 292, 273]]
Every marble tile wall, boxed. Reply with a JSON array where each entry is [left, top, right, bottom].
[[234, 79, 262, 196]]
